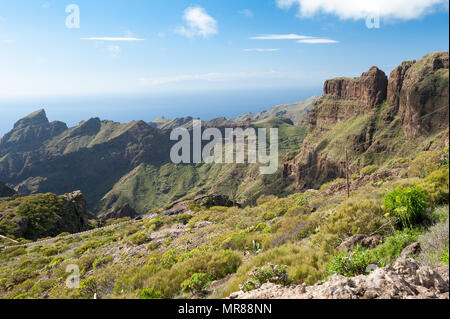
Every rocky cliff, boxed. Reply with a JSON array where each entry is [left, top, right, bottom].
[[0, 180, 15, 198], [0, 109, 67, 156], [0, 191, 90, 240], [100, 203, 138, 221], [385, 51, 449, 139], [282, 52, 449, 190], [309, 67, 388, 132]]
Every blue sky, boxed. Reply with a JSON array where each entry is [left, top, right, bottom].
[[0, 0, 448, 132]]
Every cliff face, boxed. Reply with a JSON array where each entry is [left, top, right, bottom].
[[0, 109, 68, 156], [0, 191, 90, 240], [100, 203, 138, 221], [385, 51, 449, 139], [283, 52, 449, 190], [309, 67, 388, 132], [0, 180, 15, 198], [323, 66, 388, 108], [0, 115, 171, 213]]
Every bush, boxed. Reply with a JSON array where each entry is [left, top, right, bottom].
[[419, 168, 449, 205], [181, 273, 212, 294], [327, 245, 373, 277], [327, 229, 420, 277], [418, 211, 449, 267], [129, 231, 151, 245], [361, 165, 379, 176], [408, 151, 442, 178], [241, 264, 289, 292], [384, 186, 429, 229], [140, 287, 163, 299]]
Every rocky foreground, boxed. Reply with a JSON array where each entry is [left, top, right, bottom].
[[230, 256, 449, 299]]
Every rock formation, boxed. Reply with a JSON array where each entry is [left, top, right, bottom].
[[0, 180, 15, 198], [230, 257, 449, 299], [385, 51, 449, 139], [100, 203, 138, 221], [0, 109, 67, 156]]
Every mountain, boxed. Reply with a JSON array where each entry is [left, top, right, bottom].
[[0, 52, 448, 217], [0, 180, 15, 198], [0, 190, 90, 241], [232, 95, 321, 124], [0, 52, 448, 300], [282, 52, 449, 190]]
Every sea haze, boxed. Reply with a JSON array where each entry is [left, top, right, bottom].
[[0, 86, 321, 136]]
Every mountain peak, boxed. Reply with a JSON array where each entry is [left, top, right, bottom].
[[14, 109, 49, 129]]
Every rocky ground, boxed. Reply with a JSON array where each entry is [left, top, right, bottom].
[[229, 250, 449, 299]]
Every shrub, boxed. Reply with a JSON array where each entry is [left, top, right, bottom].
[[327, 229, 420, 277], [408, 151, 442, 178], [129, 231, 151, 245], [384, 186, 429, 229], [419, 168, 449, 205], [140, 286, 163, 299], [79, 277, 97, 298], [418, 211, 449, 267], [181, 273, 212, 294], [241, 264, 289, 292], [361, 165, 379, 176], [327, 245, 374, 277]]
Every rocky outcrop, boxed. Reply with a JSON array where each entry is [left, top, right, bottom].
[[281, 143, 345, 189], [0, 109, 67, 156], [229, 258, 449, 299], [56, 191, 90, 235], [323, 67, 388, 108], [337, 235, 383, 251], [308, 67, 388, 133], [385, 52, 449, 139], [0, 180, 15, 197], [100, 203, 138, 221]]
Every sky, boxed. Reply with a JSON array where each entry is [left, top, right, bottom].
[[0, 0, 448, 134]]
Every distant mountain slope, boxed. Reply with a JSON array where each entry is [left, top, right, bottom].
[[0, 180, 15, 198], [232, 95, 321, 124], [0, 52, 447, 215]]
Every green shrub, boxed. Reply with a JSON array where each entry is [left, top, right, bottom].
[[327, 245, 373, 277], [361, 165, 379, 176], [129, 231, 151, 245], [241, 264, 289, 292], [419, 168, 449, 205], [140, 286, 163, 299], [79, 277, 97, 298], [384, 186, 429, 229], [327, 230, 420, 277], [440, 248, 449, 265], [181, 273, 212, 293], [408, 151, 442, 178]]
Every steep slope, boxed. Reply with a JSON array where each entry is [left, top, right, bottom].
[[0, 109, 67, 156], [232, 95, 320, 124], [0, 117, 171, 213], [283, 52, 449, 190], [0, 191, 90, 240], [0, 180, 15, 198]]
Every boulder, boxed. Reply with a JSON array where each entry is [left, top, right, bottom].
[[337, 234, 383, 251]]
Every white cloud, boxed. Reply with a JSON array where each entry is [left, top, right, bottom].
[[81, 37, 144, 41], [42, 2, 50, 9], [140, 71, 281, 86], [276, 0, 448, 21], [250, 34, 312, 40], [176, 6, 218, 38], [244, 48, 280, 52], [239, 9, 254, 17], [297, 38, 339, 43], [107, 45, 121, 57]]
